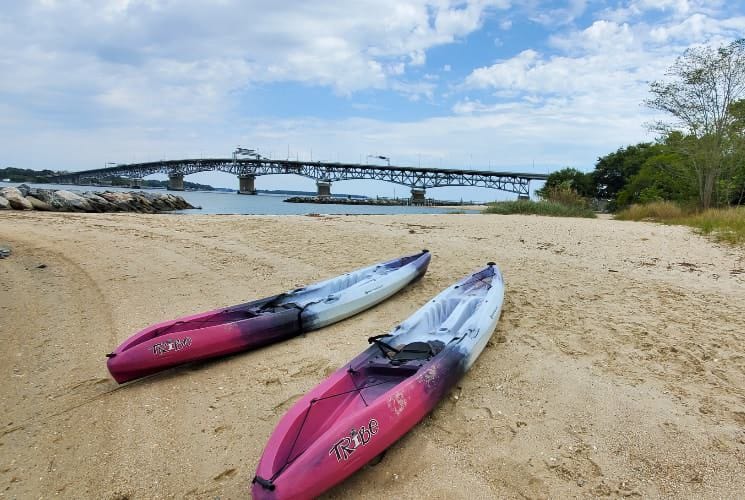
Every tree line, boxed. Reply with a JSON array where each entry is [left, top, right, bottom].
[[539, 39, 745, 211]]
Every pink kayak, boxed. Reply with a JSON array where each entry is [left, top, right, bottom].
[[252, 263, 504, 499], [106, 250, 430, 383]]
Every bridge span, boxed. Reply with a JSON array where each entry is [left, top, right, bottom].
[[54, 158, 549, 201]]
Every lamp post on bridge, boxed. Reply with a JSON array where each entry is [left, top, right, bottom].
[[366, 154, 390, 166]]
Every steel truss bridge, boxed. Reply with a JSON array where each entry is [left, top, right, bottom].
[[53, 158, 549, 198]]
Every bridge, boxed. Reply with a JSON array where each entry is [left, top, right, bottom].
[[53, 158, 549, 202]]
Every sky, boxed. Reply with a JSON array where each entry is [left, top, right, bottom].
[[1, 0, 744, 200]]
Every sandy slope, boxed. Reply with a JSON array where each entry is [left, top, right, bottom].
[[1, 212, 744, 499]]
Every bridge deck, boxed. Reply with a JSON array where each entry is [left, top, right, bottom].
[[52, 158, 549, 195]]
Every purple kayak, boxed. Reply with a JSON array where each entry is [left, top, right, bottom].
[[106, 250, 431, 383]]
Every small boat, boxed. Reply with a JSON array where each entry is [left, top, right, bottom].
[[106, 250, 431, 383], [252, 263, 504, 499]]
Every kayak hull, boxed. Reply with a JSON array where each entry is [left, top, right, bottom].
[[252, 264, 504, 499], [107, 251, 431, 383]]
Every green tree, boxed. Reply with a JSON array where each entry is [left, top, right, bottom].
[[616, 148, 697, 206], [645, 39, 745, 208], [726, 99, 745, 205], [592, 143, 663, 200], [537, 167, 594, 198]]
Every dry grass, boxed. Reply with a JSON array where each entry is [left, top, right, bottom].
[[679, 207, 745, 244], [614, 201, 685, 220], [616, 202, 745, 244]]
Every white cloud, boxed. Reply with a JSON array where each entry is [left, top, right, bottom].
[[648, 13, 745, 44], [528, 0, 589, 26], [0, 0, 509, 125]]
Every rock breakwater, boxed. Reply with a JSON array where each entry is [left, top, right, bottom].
[[0, 185, 196, 213]]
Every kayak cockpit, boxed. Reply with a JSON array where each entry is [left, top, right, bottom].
[[267, 340, 444, 478]]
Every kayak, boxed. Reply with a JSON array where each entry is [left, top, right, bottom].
[[106, 250, 431, 383], [251, 262, 504, 499]]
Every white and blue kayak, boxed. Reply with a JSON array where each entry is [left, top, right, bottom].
[[107, 250, 431, 383], [252, 262, 504, 499]]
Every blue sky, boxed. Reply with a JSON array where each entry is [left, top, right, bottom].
[[1, 1, 744, 200]]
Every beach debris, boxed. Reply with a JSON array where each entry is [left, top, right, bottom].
[[0, 246, 11, 259]]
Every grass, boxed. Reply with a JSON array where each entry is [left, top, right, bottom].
[[616, 202, 745, 244], [614, 200, 686, 220], [483, 200, 596, 218]]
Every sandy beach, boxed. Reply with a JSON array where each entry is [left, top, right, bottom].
[[1, 211, 744, 499]]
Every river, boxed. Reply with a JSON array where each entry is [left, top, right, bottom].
[[0, 182, 475, 215]]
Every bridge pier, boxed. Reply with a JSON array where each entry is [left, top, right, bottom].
[[316, 180, 332, 198], [238, 174, 257, 195], [130, 178, 143, 189], [410, 187, 426, 205], [168, 174, 184, 191]]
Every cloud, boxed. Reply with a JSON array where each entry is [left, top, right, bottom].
[[1, 0, 506, 107], [460, 10, 741, 134], [528, 0, 589, 26]]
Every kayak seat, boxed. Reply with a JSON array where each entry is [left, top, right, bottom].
[[364, 362, 421, 377], [390, 341, 436, 366]]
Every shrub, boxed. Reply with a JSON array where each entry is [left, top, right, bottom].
[[541, 184, 590, 208], [614, 201, 686, 220], [483, 200, 596, 218]]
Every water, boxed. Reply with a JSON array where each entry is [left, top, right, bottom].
[[0, 182, 471, 215]]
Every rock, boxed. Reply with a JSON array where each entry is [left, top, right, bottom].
[[26, 189, 69, 210], [27, 188, 55, 204], [99, 191, 137, 211], [0, 187, 193, 213], [82, 192, 115, 212], [54, 190, 93, 212], [0, 187, 33, 210], [26, 195, 53, 211]]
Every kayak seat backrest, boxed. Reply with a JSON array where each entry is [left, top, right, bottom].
[[364, 362, 421, 378], [390, 341, 435, 365]]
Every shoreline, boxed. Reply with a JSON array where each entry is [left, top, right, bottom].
[[1, 212, 744, 498]]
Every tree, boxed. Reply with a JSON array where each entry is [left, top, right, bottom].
[[592, 143, 663, 201], [615, 148, 697, 206], [726, 99, 745, 205], [645, 39, 745, 209], [537, 167, 594, 198]]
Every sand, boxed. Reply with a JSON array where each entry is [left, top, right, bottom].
[[1, 211, 744, 499]]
